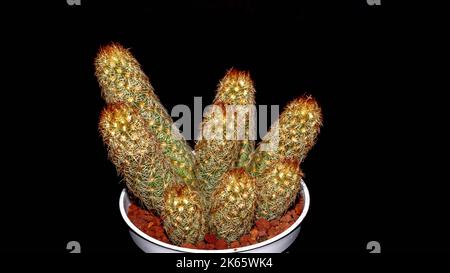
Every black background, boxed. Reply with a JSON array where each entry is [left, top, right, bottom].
[[2, 0, 447, 255]]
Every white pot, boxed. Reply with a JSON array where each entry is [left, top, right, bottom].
[[119, 180, 310, 253]]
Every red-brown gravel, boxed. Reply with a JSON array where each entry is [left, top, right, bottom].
[[128, 195, 305, 250]]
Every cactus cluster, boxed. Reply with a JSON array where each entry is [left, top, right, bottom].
[[96, 43, 322, 245]]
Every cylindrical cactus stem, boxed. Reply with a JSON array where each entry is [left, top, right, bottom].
[[256, 158, 303, 221], [214, 69, 255, 105], [209, 168, 257, 242], [248, 95, 322, 177], [194, 103, 241, 202], [194, 69, 256, 200], [213, 69, 256, 167], [139, 104, 197, 185], [162, 183, 207, 245], [99, 103, 178, 214], [95, 43, 195, 184]]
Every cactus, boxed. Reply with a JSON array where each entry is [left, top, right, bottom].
[[194, 70, 256, 200], [209, 168, 257, 242], [214, 69, 255, 105], [256, 158, 303, 220], [248, 95, 322, 177], [95, 43, 195, 184], [194, 103, 241, 202], [99, 103, 178, 214], [162, 183, 207, 245], [94, 46, 324, 246], [213, 69, 256, 167]]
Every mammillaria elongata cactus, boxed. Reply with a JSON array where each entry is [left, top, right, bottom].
[[247, 96, 322, 177], [95, 44, 195, 184], [195, 70, 256, 201], [98, 103, 177, 214], [162, 183, 207, 245], [194, 102, 240, 202], [255, 158, 303, 220], [209, 168, 257, 242], [213, 69, 256, 167], [96, 43, 323, 247]]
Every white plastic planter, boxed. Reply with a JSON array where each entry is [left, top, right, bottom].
[[119, 180, 310, 253]]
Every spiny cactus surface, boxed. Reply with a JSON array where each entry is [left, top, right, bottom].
[[213, 69, 256, 167], [256, 158, 303, 220], [95, 43, 195, 184], [99, 103, 177, 214], [195, 69, 257, 200], [95, 45, 324, 247], [248, 95, 322, 177], [209, 168, 256, 242], [162, 183, 207, 245], [194, 103, 241, 202]]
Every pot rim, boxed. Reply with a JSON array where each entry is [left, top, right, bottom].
[[119, 180, 310, 253]]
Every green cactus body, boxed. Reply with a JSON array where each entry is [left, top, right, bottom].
[[213, 69, 256, 167], [209, 168, 256, 242], [138, 104, 196, 185], [95, 43, 195, 184], [195, 70, 257, 200], [162, 183, 207, 245], [99, 103, 177, 214], [194, 103, 241, 202], [248, 95, 322, 177], [256, 159, 303, 220]]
